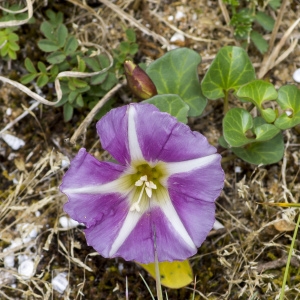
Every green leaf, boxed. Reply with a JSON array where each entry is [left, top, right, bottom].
[[37, 74, 49, 87], [63, 102, 74, 122], [64, 35, 78, 55], [125, 28, 136, 43], [20, 73, 38, 84], [268, 0, 281, 10], [38, 39, 60, 52], [147, 47, 207, 116], [8, 48, 17, 60], [70, 78, 88, 89], [223, 108, 280, 147], [37, 61, 47, 73], [1, 43, 9, 56], [144, 94, 190, 123], [139, 260, 193, 289], [120, 41, 130, 53], [68, 91, 78, 103], [8, 33, 19, 42], [255, 12, 275, 31], [76, 94, 84, 107], [57, 24, 68, 48], [77, 56, 86, 72], [274, 85, 300, 129], [40, 21, 55, 40], [24, 57, 37, 73], [250, 31, 268, 54], [236, 80, 277, 123], [201, 46, 256, 100], [90, 72, 108, 85], [223, 108, 255, 147], [129, 44, 139, 55], [8, 41, 19, 51], [232, 133, 284, 165], [101, 72, 118, 91], [46, 51, 66, 64], [253, 117, 280, 142]]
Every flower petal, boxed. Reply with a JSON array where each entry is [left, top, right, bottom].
[[168, 190, 216, 247], [115, 206, 197, 263], [167, 155, 224, 202], [96, 105, 130, 165], [60, 148, 128, 226], [132, 103, 217, 162]]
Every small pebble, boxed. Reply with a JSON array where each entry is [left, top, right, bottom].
[[293, 68, 300, 83], [6, 108, 12, 115], [1, 133, 25, 150], [59, 216, 80, 229], [235, 166, 242, 173], [18, 259, 35, 279], [52, 272, 68, 294]]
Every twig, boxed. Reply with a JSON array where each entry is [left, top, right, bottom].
[[70, 82, 125, 144], [0, 101, 39, 135], [267, 0, 288, 53], [258, 16, 300, 79], [0, 0, 33, 28], [95, 0, 170, 47]]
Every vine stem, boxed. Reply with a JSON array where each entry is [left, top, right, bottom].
[[223, 90, 229, 114], [279, 212, 300, 300]]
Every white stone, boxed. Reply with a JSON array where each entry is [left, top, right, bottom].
[[170, 32, 185, 43], [52, 272, 68, 294], [175, 11, 185, 21], [18, 259, 35, 279], [6, 108, 12, 115], [235, 166, 242, 173], [293, 68, 300, 83], [1, 133, 25, 150], [59, 216, 79, 229], [4, 253, 15, 268]]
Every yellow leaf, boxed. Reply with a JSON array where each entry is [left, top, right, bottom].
[[139, 260, 193, 289]]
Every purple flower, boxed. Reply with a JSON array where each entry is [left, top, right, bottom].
[[60, 103, 224, 264]]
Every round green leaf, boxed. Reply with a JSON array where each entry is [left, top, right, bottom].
[[236, 80, 277, 123], [223, 108, 255, 147], [144, 94, 189, 124], [201, 46, 256, 100], [274, 85, 300, 129], [146, 47, 207, 117], [232, 133, 284, 165]]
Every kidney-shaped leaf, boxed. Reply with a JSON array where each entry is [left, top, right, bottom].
[[223, 108, 255, 147], [275, 85, 300, 129], [146, 48, 207, 117], [144, 94, 189, 124], [139, 260, 193, 289], [223, 109, 281, 147], [232, 133, 284, 165], [201, 46, 256, 100], [236, 80, 277, 123]]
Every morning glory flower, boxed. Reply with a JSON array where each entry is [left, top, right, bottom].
[[60, 103, 224, 264]]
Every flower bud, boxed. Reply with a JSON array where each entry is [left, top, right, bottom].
[[124, 60, 157, 100]]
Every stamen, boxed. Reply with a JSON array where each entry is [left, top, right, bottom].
[[130, 176, 157, 212]]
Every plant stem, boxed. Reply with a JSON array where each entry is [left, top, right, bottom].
[[279, 213, 300, 300], [223, 90, 229, 114], [155, 251, 163, 300]]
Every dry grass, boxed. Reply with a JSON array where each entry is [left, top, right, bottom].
[[1, 0, 300, 299]]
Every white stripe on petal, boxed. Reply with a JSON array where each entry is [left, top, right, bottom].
[[128, 105, 144, 162], [164, 154, 220, 176], [63, 176, 131, 195], [109, 210, 142, 256], [154, 188, 196, 251]]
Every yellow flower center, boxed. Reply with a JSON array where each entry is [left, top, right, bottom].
[[127, 162, 167, 213]]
